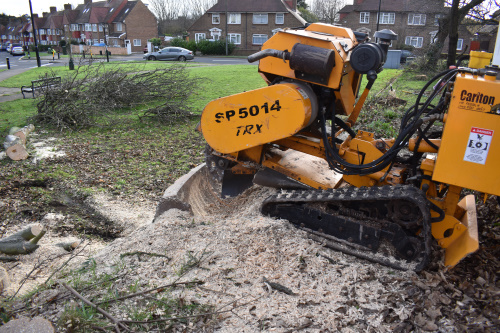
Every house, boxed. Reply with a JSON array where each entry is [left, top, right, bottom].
[[338, 0, 472, 54], [471, 9, 500, 54], [3, 0, 157, 53], [66, 0, 158, 52], [188, 0, 306, 55]]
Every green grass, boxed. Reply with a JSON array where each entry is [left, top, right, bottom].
[[0, 99, 37, 134], [0, 64, 264, 135], [188, 65, 266, 112], [0, 61, 204, 88]]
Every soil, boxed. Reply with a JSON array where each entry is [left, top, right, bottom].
[[0, 131, 498, 332]]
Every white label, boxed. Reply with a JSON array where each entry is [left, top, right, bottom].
[[463, 127, 493, 165]]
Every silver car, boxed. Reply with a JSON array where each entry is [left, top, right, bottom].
[[11, 46, 25, 56], [143, 47, 194, 61]]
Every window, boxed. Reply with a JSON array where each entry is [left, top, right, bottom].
[[457, 39, 463, 51], [133, 39, 141, 46], [253, 34, 268, 45], [434, 14, 444, 26], [92, 24, 97, 32], [99, 24, 103, 32], [378, 12, 395, 24], [253, 13, 268, 24], [408, 13, 426, 25], [228, 13, 241, 24], [405, 36, 423, 48], [93, 39, 98, 44], [85, 24, 92, 31], [209, 28, 221, 40], [56, 29, 60, 35], [212, 13, 220, 24], [39, 29, 45, 34], [276, 13, 284, 24], [100, 39, 104, 43], [228, 33, 241, 44], [360, 12, 370, 24], [195, 33, 206, 42], [116, 23, 122, 32]]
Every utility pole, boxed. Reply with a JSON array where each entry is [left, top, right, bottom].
[[28, 0, 41, 67], [376, 0, 382, 32], [225, 0, 228, 56]]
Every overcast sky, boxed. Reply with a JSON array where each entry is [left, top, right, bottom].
[[2, 0, 354, 18]]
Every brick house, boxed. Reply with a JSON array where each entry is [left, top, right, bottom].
[[3, 0, 157, 53], [70, 0, 157, 52], [338, 0, 472, 54], [188, 0, 306, 54]]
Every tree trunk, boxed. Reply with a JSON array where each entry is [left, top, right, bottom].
[[425, 0, 487, 69], [0, 224, 46, 255], [447, 0, 461, 67]]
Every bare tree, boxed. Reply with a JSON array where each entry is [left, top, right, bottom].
[[427, 0, 498, 68], [311, 0, 346, 24], [190, 0, 218, 20], [149, 0, 216, 35]]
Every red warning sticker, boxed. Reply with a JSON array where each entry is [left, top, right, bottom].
[[464, 127, 493, 165]]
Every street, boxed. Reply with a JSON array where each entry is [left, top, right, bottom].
[[0, 51, 255, 73]]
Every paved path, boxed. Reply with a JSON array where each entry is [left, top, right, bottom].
[[0, 69, 29, 103]]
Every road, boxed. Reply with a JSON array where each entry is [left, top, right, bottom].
[[0, 51, 255, 72]]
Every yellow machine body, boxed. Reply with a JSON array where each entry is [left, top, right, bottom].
[[433, 73, 500, 196], [258, 23, 361, 116], [199, 22, 494, 270], [201, 82, 317, 154]]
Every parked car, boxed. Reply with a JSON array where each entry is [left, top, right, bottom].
[[9, 44, 22, 55], [143, 47, 194, 61], [0, 43, 7, 51], [400, 50, 415, 64], [11, 46, 25, 56], [6, 44, 13, 53]]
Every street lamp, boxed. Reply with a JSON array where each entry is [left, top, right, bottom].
[[103, 23, 109, 62], [28, 0, 41, 67]]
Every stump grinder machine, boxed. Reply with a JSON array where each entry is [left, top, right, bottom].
[[197, 23, 500, 271]]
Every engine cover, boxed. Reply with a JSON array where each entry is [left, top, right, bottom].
[[201, 82, 318, 154]]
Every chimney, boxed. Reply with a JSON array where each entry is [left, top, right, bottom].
[[284, 0, 297, 11], [43, 12, 49, 18], [84, 0, 92, 5], [50, 7, 57, 13], [64, 4, 72, 10]]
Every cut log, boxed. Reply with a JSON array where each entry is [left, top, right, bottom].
[[55, 241, 79, 252], [4, 135, 28, 161], [11, 124, 35, 145], [3, 125, 34, 161], [0, 224, 46, 255]]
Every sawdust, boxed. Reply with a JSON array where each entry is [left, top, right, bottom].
[[1, 160, 498, 331], [90, 185, 419, 332]]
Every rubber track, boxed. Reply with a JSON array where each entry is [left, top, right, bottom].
[[261, 185, 432, 271]]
